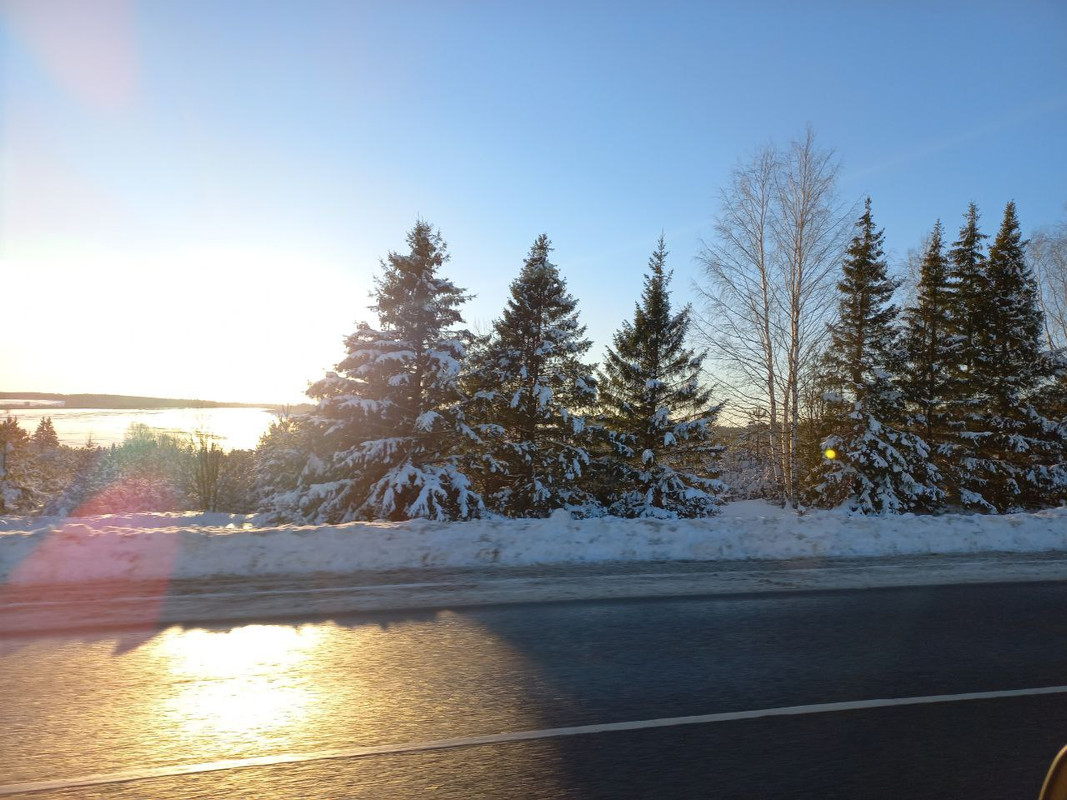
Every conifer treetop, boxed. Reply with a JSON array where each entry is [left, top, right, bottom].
[[900, 218, 964, 441], [372, 220, 470, 344], [492, 233, 592, 371], [948, 203, 989, 277], [826, 197, 899, 401], [982, 200, 1045, 404]]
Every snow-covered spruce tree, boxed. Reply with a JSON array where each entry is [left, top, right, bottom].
[[299, 221, 483, 522], [959, 202, 1066, 510], [814, 200, 942, 513], [899, 222, 965, 495], [215, 449, 257, 514], [947, 204, 989, 381], [29, 416, 70, 508], [252, 413, 311, 518], [46, 443, 122, 516], [465, 234, 600, 517], [32, 417, 59, 449], [596, 237, 726, 518], [981, 203, 1047, 402], [942, 203, 996, 509], [0, 416, 36, 513]]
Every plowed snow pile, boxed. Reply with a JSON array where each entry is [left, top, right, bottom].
[[1, 501, 1065, 585]]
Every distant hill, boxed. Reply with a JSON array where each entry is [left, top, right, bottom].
[[0, 392, 310, 412]]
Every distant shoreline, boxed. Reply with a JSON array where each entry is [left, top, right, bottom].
[[0, 392, 310, 412]]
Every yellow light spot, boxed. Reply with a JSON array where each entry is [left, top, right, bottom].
[[824, 448, 837, 460]]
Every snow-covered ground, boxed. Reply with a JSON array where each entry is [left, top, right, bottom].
[[1, 501, 1066, 586]]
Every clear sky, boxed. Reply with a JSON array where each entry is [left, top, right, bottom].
[[2, 0, 1065, 404]]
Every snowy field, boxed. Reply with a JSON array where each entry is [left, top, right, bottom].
[[1, 501, 1065, 586]]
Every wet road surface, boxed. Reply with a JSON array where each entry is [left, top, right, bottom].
[[3, 582, 1067, 797]]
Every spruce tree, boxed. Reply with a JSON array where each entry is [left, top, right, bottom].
[[0, 416, 35, 513], [946, 204, 989, 389], [900, 222, 963, 491], [961, 202, 1066, 509], [47, 443, 121, 516], [467, 234, 599, 517], [30, 416, 67, 506], [941, 204, 995, 509], [981, 202, 1045, 405], [253, 414, 309, 519], [597, 237, 726, 518], [213, 449, 257, 513], [32, 417, 60, 449], [300, 221, 483, 522], [815, 200, 942, 513]]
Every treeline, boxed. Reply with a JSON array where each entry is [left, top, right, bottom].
[[0, 419, 255, 515], [0, 393, 283, 410], [1, 226, 724, 521], [699, 131, 1066, 514], [805, 200, 1065, 513], [2, 131, 1065, 520], [262, 225, 725, 522]]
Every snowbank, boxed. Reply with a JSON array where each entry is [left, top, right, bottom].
[[1, 501, 1065, 586]]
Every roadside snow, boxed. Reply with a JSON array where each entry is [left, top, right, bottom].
[[1, 502, 1065, 586]]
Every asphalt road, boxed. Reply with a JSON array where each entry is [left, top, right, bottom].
[[3, 582, 1067, 798]]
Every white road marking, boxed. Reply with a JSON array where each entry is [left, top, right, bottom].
[[3, 684, 1066, 795]]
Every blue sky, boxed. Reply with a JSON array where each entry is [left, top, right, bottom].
[[2, 0, 1065, 403]]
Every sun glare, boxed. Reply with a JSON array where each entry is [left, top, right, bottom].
[[161, 624, 323, 679], [1, 247, 353, 403], [155, 625, 326, 746]]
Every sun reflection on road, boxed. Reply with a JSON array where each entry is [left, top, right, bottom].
[[0, 614, 582, 791], [155, 625, 326, 748]]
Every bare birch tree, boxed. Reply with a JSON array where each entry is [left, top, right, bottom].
[[695, 146, 782, 493], [696, 128, 849, 507], [1030, 220, 1067, 351], [773, 129, 850, 506]]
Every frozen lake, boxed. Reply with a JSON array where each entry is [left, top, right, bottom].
[[0, 407, 279, 451]]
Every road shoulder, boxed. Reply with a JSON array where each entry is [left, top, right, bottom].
[[2, 551, 1066, 634]]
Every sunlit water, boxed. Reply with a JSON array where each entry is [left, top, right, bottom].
[[0, 407, 279, 451]]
